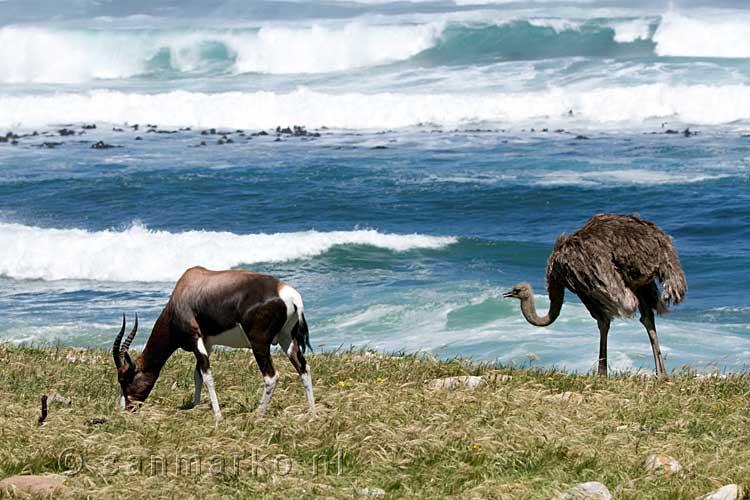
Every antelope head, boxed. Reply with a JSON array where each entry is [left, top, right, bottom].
[[112, 314, 153, 410]]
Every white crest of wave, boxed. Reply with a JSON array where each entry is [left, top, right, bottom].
[[231, 22, 442, 74], [0, 223, 456, 282], [3, 83, 750, 128], [0, 26, 149, 83], [653, 10, 750, 58], [0, 22, 442, 83], [527, 18, 582, 33], [535, 169, 728, 187], [609, 18, 652, 43]]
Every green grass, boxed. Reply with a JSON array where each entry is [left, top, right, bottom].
[[1, 343, 749, 499]]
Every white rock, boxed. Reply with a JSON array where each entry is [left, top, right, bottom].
[[357, 487, 386, 497], [426, 376, 485, 391], [551, 481, 612, 500], [644, 453, 682, 476], [700, 484, 742, 500], [65, 352, 83, 363], [545, 391, 584, 404], [0, 475, 71, 496], [47, 392, 72, 406], [695, 373, 728, 380]]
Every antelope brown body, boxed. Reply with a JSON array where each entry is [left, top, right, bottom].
[[112, 266, 315, 420]]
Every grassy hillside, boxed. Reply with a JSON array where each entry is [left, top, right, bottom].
[[1, 344, 748, 499]]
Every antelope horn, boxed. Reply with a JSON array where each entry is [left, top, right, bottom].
[[112, 314, 126, 368], [121, 313, 138, 354]]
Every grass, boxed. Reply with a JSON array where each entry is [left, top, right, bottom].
[[1, 343, 749, 499]]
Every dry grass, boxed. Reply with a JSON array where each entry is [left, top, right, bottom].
[[1, 343, 749, 499]]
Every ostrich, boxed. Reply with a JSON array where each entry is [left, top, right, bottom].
[[503, 214, 686, 377]]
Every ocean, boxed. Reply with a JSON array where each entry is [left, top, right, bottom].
[[1, 0, 749, 373]]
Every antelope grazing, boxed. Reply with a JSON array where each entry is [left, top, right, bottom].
[[112, 266, 315, 420]]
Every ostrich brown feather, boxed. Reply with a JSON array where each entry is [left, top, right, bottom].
[[505, 213, 686, 377]]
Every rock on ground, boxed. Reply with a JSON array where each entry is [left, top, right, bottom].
[[0, 475, 71, 496], [357, 487, 386, 497], [551, 481, 612, 500], [644, 453, 682, 477], [427, 376, 485, 390], [46, 391, 72, 406], [545, 391, 584, 404], [700, 484, 742, 500]]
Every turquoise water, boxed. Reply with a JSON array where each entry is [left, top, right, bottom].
[[1, 0, 750, 373]]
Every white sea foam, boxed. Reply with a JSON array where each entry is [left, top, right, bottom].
[[0, 223, 457, 282], [231, 22, 442, 74], [653, 11, 750, 58], [0, 26, 148, 83], [3, 83, 750, 129], [318, 288, 750, 373], [0, 22, 443, 83], [535, 169, 729, 187], [609, 18, 652, 43], [527, 18, 582, 33]]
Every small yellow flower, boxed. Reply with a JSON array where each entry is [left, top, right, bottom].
[[337, 380, 346, 388], [375, 377, 383, 384], [471, 443, 481, 451], [547, 377, 554, 381]]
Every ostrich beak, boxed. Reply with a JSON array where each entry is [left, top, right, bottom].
[[502, 290, 516, 298]]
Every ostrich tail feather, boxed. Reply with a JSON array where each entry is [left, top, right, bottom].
[[659, 245, 687, 306]]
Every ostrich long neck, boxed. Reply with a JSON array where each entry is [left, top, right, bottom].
[[520, 285, 564, 327]]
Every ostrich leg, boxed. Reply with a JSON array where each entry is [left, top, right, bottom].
[[638, 303, 668, 377], [596, 318, 610, 377]]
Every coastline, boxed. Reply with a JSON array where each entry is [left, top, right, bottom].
[[1, 343, 748, 498], [3, 2, 750, 498]]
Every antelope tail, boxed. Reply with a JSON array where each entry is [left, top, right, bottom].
[[292, 306, 312, 354]]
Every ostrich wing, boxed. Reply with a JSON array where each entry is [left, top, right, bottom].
[[547, 214, 687, 320], [547, 234, 639, 320]]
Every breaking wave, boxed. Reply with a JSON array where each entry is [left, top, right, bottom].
[[653, 11, 750, 58], [0, 223, 457, 282], [0, 22, 443, 83], [2, 11, 750, 84], [3, 84, 750, 129]]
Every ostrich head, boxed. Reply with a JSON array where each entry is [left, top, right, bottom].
[[112, 314, 153, 410], [503, 283, 533, 300]]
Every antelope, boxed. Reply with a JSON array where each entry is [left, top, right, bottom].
[[112, 266, 315, 420]]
